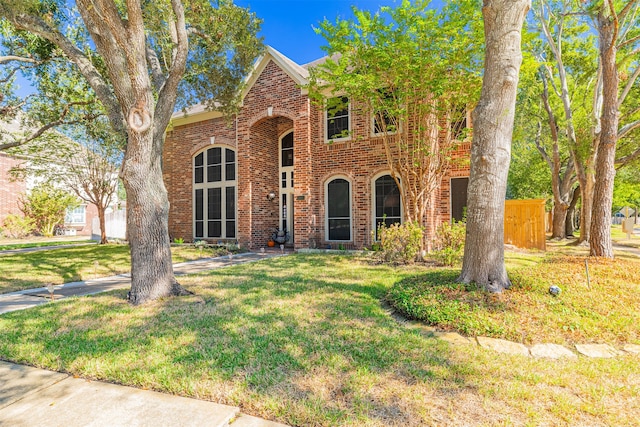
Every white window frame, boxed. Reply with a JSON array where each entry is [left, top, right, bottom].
[[65, 205, 86, 225], [325, 175, 352, 242], [193, 145, 237, 240], [324, 96, 351, 143], [371, 172, 403, 240]]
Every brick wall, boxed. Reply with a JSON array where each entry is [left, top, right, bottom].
[[0, 153, 27, 226], [164, 56, 471, 250]]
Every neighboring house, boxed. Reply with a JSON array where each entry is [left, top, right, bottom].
[[164, 46, 470, 250], [0, 116, 108, 237]]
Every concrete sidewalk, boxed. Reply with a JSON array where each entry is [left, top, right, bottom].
[[0, 251, 290, 426], [0, 251, 285, 315], [0, 361, 287, 427]]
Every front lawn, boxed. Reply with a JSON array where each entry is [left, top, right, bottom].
[[0, 253, 638, 426], [0, 244, 232, 294]]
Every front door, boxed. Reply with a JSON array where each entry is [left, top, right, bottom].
[[279, 131, 294, 244]]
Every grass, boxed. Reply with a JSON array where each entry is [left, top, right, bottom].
[[389, 251, 640, 345], [0, 253, 639, 425], [0, 244, 234, 294], [0, 239, 95, 251]]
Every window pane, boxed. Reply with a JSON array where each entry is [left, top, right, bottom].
[[326, 97, 349, 139], [195, 153, 204, 167], [207, 165, 222, 182], [282, 148, 293, 167], [281, 132, 294, 148], [207, 147, 221, 165], [195, 222, 204, 238], [225, 149, 235, 180], [226, 187, 235, 219], [195, 167, 204, 184], [226, 221, 236, 238], [208, 188, 221, 219], [195, 189, 203, 221], [329, 219, 350, 241], [208, 221, 221, 238], [328, 179, 349, 217]]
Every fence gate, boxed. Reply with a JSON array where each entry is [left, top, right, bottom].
[[504, 199, 546, 250]]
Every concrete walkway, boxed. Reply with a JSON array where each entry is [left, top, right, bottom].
[[0, 251, 284, 315], [0, 251, 289, 427]]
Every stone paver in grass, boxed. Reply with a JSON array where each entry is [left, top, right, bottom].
[[434, 331, 473, 345], [575, 344, 621, 358], [623, 344, 640, 355], [530, 343, 577, 359], [477, 336, 530, 356]]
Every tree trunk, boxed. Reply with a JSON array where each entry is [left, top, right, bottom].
[[590, 9, 618, 258], [459, 0, 530, 292], [551, 201, 568, 239], [565, 186, 580, 237], [123, 132, 188, 304], [574, 159, 596, 244], [97, 204, 108, 244]]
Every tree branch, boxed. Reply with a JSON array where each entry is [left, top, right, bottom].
[[6, 11, 126, 136], [0, 55, 37, 64], [618, 64, 640, 108]]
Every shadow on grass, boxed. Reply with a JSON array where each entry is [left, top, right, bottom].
[[0, 254, 480, 426]]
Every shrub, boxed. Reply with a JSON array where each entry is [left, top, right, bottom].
[[1, 214, 35, 238], [430, 220, 466, 266], [20, 184, 79, 237], [376, 221, 423, 264]]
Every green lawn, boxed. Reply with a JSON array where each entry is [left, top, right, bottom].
[[0, 239, 95, 251], [0, 244, 232, 294], [0, 253, 638, 426]]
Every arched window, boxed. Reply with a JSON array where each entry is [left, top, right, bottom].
[[326, 177, 351, 241], [373, 174, 401, 238], [193, 146, 236, 239]]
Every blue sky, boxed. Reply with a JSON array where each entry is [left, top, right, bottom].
[[235, 0, 401, 64]]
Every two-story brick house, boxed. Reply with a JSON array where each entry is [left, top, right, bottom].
[[163, 46, 470, 250]]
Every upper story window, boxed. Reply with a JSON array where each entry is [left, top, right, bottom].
[[451, 106, 468, 140], [325, 96, 350, 141], [373, 89, 398, 135], [193, 146, 237, 240]]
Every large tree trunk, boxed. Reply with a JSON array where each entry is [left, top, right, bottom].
[[123, 132, 188, 303], [590, 9, 618, 257], [459, 0, 530, 292]]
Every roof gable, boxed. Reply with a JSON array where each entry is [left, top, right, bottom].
[[239, 46, 309, 102]]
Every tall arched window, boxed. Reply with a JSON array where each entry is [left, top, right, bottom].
[[193, 146, 236, 239], [373, 174, 401, 238], [326, 177, 351, 241]]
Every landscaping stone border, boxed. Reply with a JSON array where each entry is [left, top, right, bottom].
[[391, 312, 639, 360]]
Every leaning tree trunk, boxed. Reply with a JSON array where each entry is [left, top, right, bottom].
[[590, 10, 618, 258], [565, 186, 580, 237], [459, 0, 530, 292]]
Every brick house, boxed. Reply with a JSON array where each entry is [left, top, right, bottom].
[[164, 46, 470, 250], [0, 117, 101, 237]]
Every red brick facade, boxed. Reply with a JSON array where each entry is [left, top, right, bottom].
[[0, 152, 26, 225], [164, 47, 470, 250]]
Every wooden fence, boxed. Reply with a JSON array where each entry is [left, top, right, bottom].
[[504, 199, 546, 250]]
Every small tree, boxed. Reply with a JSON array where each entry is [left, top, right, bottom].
[[309, 0, 483, 249], [20, 183, 78, 237]]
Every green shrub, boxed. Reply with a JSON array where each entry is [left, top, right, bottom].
[[1, 214, 35, 238], [376, 221, 423, 264], [430, 220, 466, 266], [20, 184, 79, 237]]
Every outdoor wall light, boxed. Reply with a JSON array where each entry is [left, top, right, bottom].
[[267, 192, 277, 202]]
